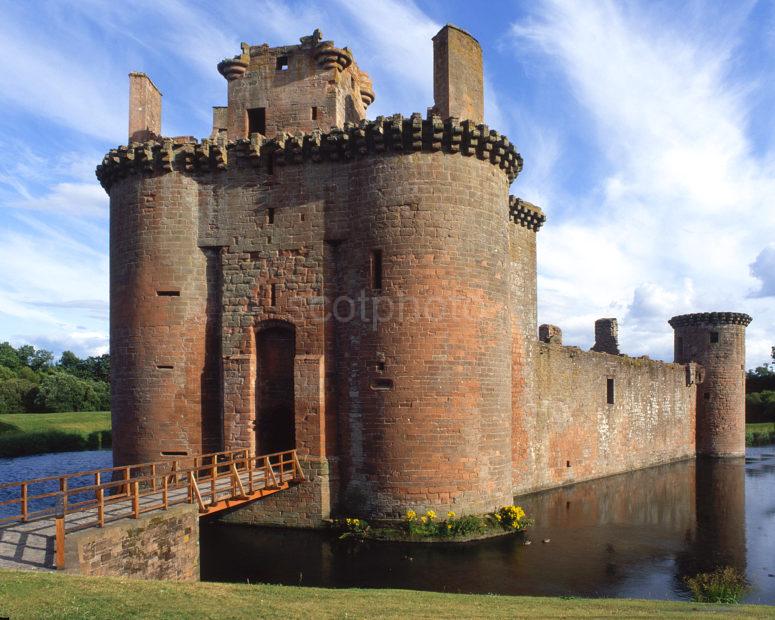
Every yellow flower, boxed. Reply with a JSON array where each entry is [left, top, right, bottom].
[[447, 511, 456, 519], [426, 510, 437, 520], [420, 516, 427, 524], [406, 510, 417, 521], [447, 523, 452, 530], [495, 513, 502, 521]]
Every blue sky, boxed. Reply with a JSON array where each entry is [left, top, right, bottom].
[[0, 0, 773, 368]]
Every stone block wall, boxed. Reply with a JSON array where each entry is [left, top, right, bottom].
[[63, 504, 199, 580], [512, 343, 697, 495]]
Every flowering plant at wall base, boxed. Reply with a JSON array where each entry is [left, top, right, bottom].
[[334, 517, 370, 540], [404, 506, 532, 538]]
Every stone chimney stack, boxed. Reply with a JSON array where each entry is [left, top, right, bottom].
[[592, 318, 620, 355], [128, 72, 162, 143], [432, 25, 483, 124]]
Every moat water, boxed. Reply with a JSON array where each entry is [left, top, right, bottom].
[[1, 447, 773, 602]]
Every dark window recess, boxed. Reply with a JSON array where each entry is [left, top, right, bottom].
[[606, 378, 615, 404], [311, 106, 318, 120], [161, 451, 188, 457], [370, 378, 394, 391], [704, 392, 711, 400], [373, 361, 385, 373], [370, 249, 383, 290], [247, 107, 266, 135], [157, 290, 180, 297], [566, 460, 571, 468], [271, 284, 277, 306], [710, 331, 719, 343], [276, 55, 288, 70], [267, 208, 275, 224], [156, 365, 174, 370]]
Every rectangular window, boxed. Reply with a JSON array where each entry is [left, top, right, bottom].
[[267, 207, 275, 224], [271, 283, 277, 306], [156, 290, 180, 297], [710, 331, 719, 343], [606, 378, 615, 405], [161, 451, 188, 457], [156, 365, 174, 370], [311, 106, 318, 120], [370, 249, 383, 290], [247, 107, 266, 135], [276, 55, 288, 70], [370, 378, 394, 391]]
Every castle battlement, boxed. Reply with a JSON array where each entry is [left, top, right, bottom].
[[668, 312, 753, 328], [509, 196, 546, 231], [96, 113, 523, 191]]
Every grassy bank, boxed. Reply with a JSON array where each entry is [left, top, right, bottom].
[[0, 571, 772, 619], [0, 411, 111, 458], [747, 422, 775, 447]]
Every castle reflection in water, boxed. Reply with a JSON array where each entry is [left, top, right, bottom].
[[201, 447, 775, 603]]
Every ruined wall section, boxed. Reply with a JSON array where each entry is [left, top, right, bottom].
[[513, 344, 697, 495]]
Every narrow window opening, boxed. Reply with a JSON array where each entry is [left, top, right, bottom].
[[311, 106, 318, 120], [157, 365, 174, 370], [370, 249, 383, 290], [710, 331, 719, 343], [566, 460, 571, 468], [374, 361, 385, 373], [271, 284, 277, 307], [370, 378, 394, 391], [247, 107, 266, 136], [267, 208, 275, 224], [156, 290, 180, 297], [566, 501, 571, 510], [606, 378, 615, 405], [161, 451, 188, 457], [276, 56, 289, 71], [267, 236, 272, 244]]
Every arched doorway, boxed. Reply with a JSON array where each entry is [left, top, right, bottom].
[[255, 322, 296, 454]]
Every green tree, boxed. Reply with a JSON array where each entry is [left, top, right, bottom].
[[29, 349, 54, 371], [0, 342, 21, 371], [0, 378, 36, 413], [33, 372, 89, 412]]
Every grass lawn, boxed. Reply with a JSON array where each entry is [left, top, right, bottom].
[[747, 422, 775, 446], [0, 411, 111, 458], [0, 571, 772, 619]]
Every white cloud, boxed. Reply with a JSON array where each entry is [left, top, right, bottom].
[[750, 244, 775, 297], [510, 0, 775, 366]]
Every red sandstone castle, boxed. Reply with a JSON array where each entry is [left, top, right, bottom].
[[98, 26, 751, 526]]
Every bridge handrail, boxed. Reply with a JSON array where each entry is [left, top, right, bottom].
[[0, 448, 304, 529]]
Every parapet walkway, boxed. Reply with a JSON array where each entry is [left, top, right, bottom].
[[0, 449, 304, 571]]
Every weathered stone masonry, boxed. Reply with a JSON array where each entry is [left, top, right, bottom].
[[101, 25, 751, 527]]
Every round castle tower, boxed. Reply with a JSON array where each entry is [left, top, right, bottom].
[[669, 312, 752, 457]]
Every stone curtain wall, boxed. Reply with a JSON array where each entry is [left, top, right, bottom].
[[64, 505, 199, 581], [512, 343, 697, 495]]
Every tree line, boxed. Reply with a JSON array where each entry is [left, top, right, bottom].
[[746, 347, 775, 422], [0, 342, 110, 413]]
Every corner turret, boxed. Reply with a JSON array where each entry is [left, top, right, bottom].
[[669, 312, 752, 457]]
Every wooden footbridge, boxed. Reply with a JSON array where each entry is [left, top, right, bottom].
[[0, 449, 304, 571]]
